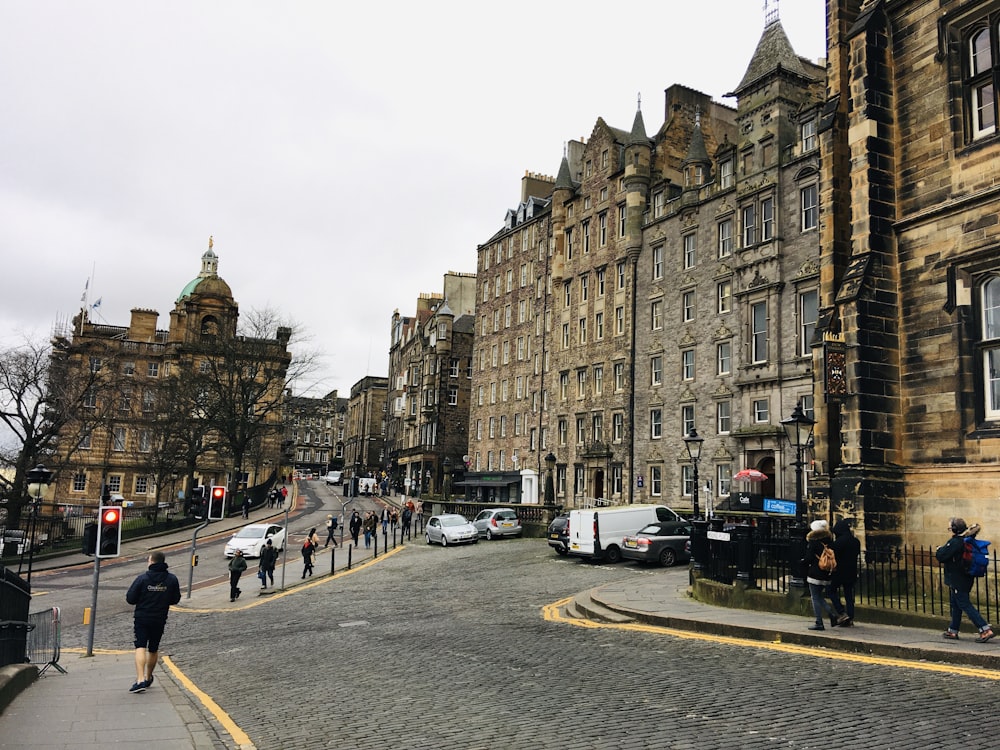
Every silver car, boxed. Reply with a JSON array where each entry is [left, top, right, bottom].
[[472, 508, 522, 540], [425, 514, 479, 546]]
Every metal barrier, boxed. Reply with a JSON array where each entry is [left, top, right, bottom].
[[26, 606, 66, 675]]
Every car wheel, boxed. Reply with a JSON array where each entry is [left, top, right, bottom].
[[441, 535, 448, 547], [555, 547, 568, 556], [426, 533, 432, 545], [486, 529, 494, 540], [604, 545, 623, 564], [659, 547, 677, 567]]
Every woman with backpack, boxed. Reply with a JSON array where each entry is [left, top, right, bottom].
[[936, 517, 994, 642], [804, 519, 845, 631], [301, 528, 318, 579]]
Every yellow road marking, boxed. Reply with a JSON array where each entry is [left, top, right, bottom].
[[176, 544, 406, 613], [162, 655, 255, 750], [542, 597, 1000, 680]]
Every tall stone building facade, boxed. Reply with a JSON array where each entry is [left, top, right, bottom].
[[283, 389, 346, 477], [386, 273, 476, 496], [343, 375, 388, 482], [633, 32, 824, 514], [816, 0, 1000, 547]]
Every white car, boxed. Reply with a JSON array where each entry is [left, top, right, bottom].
[[324, 471, 342, 486], [224, 523, 286, 558], [425, 514, 479, 546]]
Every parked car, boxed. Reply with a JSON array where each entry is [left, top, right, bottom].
[[547, 513, 570, 555], [568, 504, 683, 563], [620, 521, 692, 567], [425, 514, 479, 546], [224, 523, 286, 558], [472, 508, 522, 540], [324, 471, 343, 486]]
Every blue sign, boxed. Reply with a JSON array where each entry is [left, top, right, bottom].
[[763, 498, 797, 515]]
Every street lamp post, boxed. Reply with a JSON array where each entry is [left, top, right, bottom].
[[22, 464, 54, 589], [782, 401, 815, 590], [683, 428, 704, 520], [781, 402, 816, 524], [544, 452, 556, 506]]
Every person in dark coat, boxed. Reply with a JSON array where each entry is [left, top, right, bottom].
[[228, 550, 247, 601], [349, 510, 362, 547], [936, 517, 994, 642], [804, 519, 843, 631], [827, 519, 861, 626], [301, 530, 317, 578], [125, 551, 181, 693], [258, 539, 278, 589]]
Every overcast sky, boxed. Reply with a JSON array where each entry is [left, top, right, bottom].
[[0, 1, 825, 398]]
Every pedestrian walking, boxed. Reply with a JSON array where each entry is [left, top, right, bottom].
[[803, 519, 843, 631], [258, 539, 278, 589], [827, 519, 861, 626], [349, 510, 362, 547], [363, 511, 378, 549], [936, 517, 995, 642], [415, 501, 424, 530], [241, 495, 251, 519], [228, 550, 247, 602], [301, 529, 317, 578], [279, 485, 288, 508], [380, 507, 390, 534], [401, 506, 412, 538], [125, 551, 181, 693], [324, 514, 339, 547]]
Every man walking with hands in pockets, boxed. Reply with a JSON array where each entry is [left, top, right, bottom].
[[125, 551, 181, 693]]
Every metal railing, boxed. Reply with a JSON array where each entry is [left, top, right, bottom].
[[26, 606, 65, 675]]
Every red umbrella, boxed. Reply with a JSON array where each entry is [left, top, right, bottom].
[[733, 468, 767, 482]]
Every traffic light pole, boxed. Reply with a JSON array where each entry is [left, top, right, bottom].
[[186, 518, 211, 599], [85, 553, 101, 657]]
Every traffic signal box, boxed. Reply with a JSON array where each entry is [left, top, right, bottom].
[[82, 522, 97, 555], [96, 505, 122, 558], [208, 486, 226, 520], [185, 486, 206, 517]]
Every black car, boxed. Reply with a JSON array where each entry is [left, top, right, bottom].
[[620, 521, 692, 567], [547, 513, 570, 555]]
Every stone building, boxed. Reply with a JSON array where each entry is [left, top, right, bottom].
[[386, 272, 476, 496], [283, 389, 347, 478], [343, 375, 388, 483], [633, 27, 824, 514], [467, 173, 554, 502], [48, 245, 290, 508], [815, 0, 1000, 547]]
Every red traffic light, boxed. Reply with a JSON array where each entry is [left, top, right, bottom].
[[212, 487, 225, 500], [101, 507, 120, 524]]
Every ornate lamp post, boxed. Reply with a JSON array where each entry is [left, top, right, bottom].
[[544, 452, 557, 506], [22, 464, 54, 588], [781, 402, 815, 524], [683, 428, 704, 519]]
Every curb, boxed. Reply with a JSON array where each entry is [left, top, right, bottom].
[[0, 664, 38, 716]]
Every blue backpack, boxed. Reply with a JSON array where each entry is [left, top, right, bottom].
[[962, 536, 991, 577]]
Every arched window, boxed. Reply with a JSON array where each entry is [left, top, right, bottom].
[[967, 22, 997, 139], [200, 315, 219, 337]]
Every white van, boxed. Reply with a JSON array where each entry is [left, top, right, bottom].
[[568, 504, 683, 563], [324, 471, 343, 486]]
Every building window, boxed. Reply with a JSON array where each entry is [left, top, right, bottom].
[[135, 475, 149, 494], [89, 357, 102, 373], [681, 404, 695, 436], [717, 400, 731, 434], [800, 289, 818, 356], [119, 386, 131, 412], [564, 281, 572, 307], [650, 409, 662, 439], [597, 268, 606, 296], [612, 413, 624, 442], [560, 372, 569, 400], [500, 416, 507, 437], [717, 280, 731, 314], [147, 362, 159, 378], [717, 341, 731, 375], [982, 277, 1000, 419], [650, 466, 662, 497], [582, 220, 591, 253], [682, 291, 695, 322], [617, 261, 626, 289], [751, 301, 768, 363], [801, 119, 817, 152], [682, 465, 694, 498], [650, 356, 662, 386], [79, 429, 92, 450], [592, 413, 603, 441], [742, 205, 755, 247], [566, 227, 574, 260], [761, 197, 774, 242], [616, 306, 625, 335], [595, 311, 604, 340], [717, 464, 732, 498], [753, 398, 769, 423], [108, 475, 122, 494], [683, 234, 696, 269], [73, 472, 87, 492], [719, 158, 734, 189], [562, 323, 570, 349], [113, 427, 126, 452], [577, 369, 587, 398], [681, 350, 695, 380], [653, 191, 665, 218], [801, 184, 818, 231], [448, 387, 458, 406], [718, 219, 733, 258], [599, 212, 608, 246], [139, 429, 152, 453], [618, 204, 626, 237], [123, 361, 135, 376], [612, 465, 623, 495], [558, 418, 568, 446], [967, 23, 998, 139], [594, 365, 604, 395], [651, 300, 663, 330], [576, 417, 586, 444], [614, 362, 625, 391], [652, 245, 664, 280], [580, 275, 589, 301]]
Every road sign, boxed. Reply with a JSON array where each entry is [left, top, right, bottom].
[[763, 498, 797, 515]]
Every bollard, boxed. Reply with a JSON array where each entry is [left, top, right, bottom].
[[330, 547, 335, 576], [374, 533, 379, 558], [734, 524, 754, 585], [347, 543, 352, 570]]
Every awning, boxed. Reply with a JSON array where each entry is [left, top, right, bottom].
[[453, 478, 520, 487]]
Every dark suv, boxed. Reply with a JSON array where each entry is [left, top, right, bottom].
[[547, 513, 570, 555]]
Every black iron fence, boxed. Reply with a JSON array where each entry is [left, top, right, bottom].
[[694, 520, 1000, 623], [0, 566, 31, 668]]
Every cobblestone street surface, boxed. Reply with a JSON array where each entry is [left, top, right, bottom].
[[67, 539, 1000, 749]]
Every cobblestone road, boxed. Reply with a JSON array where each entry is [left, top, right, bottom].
[[72, 538, 1000, 749]]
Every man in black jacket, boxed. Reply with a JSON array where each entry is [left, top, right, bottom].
[[936, 517, 995, 643], [827, 519, 861, 626], [125, 551, 181, 693]]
